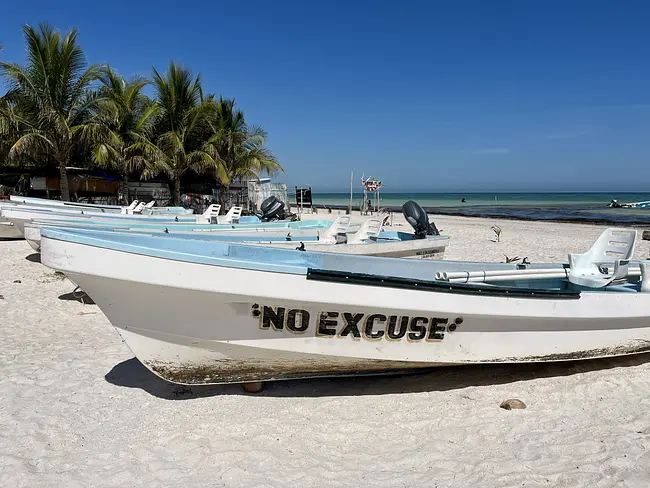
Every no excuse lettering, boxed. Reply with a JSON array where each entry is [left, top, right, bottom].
[[253, 305, 463, 342]]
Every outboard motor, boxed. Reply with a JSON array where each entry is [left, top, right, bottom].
[[402, 200, 440, 238], [260, 195, 287, 221]]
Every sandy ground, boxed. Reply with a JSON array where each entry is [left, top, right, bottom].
[[2, 214, 650, 487]]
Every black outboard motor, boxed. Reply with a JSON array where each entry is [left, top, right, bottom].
[[260, 195, 287, 221], [402, 200, 440, 238]]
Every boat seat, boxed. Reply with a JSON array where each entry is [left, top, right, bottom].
[[121, 200, 139, 214], [201, 204, 222, 222], [131, 202, 146, 214], [222, 206, 242, 224], [318, 215, 352, 243], [567, 228, 637, 288], [144, 201, 156, 209], [347, 218, 383, 244]]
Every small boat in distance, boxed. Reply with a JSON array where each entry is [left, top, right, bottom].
[[608, 199, 650, 209]]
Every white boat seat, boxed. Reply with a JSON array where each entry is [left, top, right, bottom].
[[144, 201, 156, 209], [131, 202, 146, 214], [201, 204, 222, 222], [318, 216, 352, 243], [121, 200, 139, 214], [347, 218, 383, 244], [567, 228, 637, 288], [221, 206, 242, 224]]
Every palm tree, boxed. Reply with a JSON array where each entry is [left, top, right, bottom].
[[137, 62, 220, 205], [84, 66, 157, 203], [0, 23, 101, 200], [205, 98, 282, 204]]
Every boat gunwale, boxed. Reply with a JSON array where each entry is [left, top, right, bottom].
[[41, 227, 589, 292], [306, 268, 582, 299]]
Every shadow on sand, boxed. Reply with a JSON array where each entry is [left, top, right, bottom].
[[25, 253, 41, 263], [58, 291, 96, 305], [105, 352, 650, 400]]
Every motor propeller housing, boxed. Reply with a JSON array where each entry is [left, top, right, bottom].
[[402, 200, 440, 238]]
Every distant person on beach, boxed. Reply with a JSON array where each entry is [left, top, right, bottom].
[[461, 197, 466, 203]]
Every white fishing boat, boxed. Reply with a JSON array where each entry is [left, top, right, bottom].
[[22, 215, 356, 251], [40, 226, 650, 386], [8, 195, 193, 215], [0, 204, 247, 235], [608, 199, 650, 209], [25, 217, 449, 258]]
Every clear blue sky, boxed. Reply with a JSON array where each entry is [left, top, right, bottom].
[[2, 0, 650, 192]]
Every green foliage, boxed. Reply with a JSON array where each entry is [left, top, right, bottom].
[[0, 23, 102, 200], [0, 24, 282, 203], [491, 225, 502, 242]]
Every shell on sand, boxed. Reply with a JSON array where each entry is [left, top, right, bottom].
[[500, 399, 527, 410]]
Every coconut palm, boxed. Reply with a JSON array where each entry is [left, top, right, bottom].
[[83, 66, 157, 203], [136, 62, 220, 205], [205, 98, 282, 203], [0, 23, 101, 200]]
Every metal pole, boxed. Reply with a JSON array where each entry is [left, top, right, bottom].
[[349, 171, 353, 214]]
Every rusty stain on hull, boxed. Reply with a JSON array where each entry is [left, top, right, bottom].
[[490, 340, 650, 363], [142, 340, 650, 385], [144, 357, 438, 385]]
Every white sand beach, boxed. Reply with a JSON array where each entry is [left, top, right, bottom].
[[2, 215, 650, 487]]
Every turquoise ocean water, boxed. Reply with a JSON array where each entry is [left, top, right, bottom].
[[288, 192, 650, 224]]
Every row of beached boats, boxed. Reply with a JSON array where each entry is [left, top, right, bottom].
[[3, 195, 650, 389], [0, 196, 450, 259]]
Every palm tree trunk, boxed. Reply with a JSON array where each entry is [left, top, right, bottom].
[[59, 162, 71, 202], [122, 174, 130, 205], [173, 177, 181, 206]]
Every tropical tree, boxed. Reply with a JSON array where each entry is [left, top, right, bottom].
[[137, 62, 220, 205], [205, 98, 282, 204], [0, 23, 101, 200], [83, 66, 157, 203]]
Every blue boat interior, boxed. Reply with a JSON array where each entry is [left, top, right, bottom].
[[32, 218, 334, 232], [36, 226, 447, 244], [41, 227, 644, 295]]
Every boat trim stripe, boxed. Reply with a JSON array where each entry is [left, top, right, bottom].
[[305, 268, 581, 299]]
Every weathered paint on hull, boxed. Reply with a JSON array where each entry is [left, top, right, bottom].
[[41, 238, 650, 385]]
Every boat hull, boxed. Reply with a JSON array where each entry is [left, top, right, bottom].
[[26, 224, 448, 258], [41, 235, 650, 385], [0, 221, 22, 239]]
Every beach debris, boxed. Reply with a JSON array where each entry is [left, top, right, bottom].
[[503, 255, 521, 263], [491, 226, 502, 242], [77, 311, 97, 316], [13, 279, 21, 283], [242, 381, 264, 393], [643, 231, 650, 241], [500, 399, 526, 410], [0, 295, 4, 299]]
